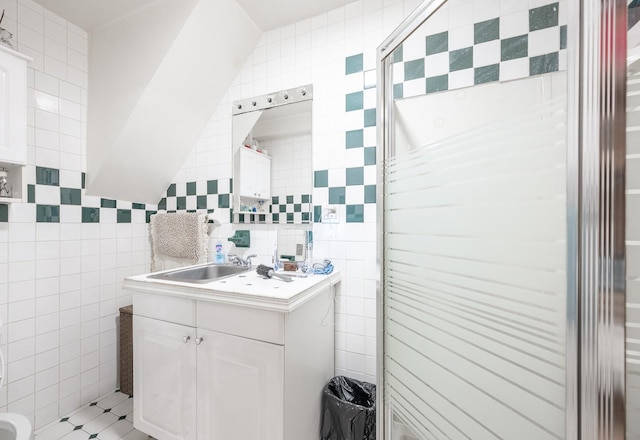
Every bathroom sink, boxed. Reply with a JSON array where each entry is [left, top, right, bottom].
[[147, 263, 249, 283]]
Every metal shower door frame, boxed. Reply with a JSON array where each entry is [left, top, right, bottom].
[[375, 0, 627, 439]]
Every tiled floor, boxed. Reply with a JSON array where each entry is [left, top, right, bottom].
[[35, 391, 152, 440]]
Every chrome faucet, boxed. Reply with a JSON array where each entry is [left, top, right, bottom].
[[228, 253, 257, 268]]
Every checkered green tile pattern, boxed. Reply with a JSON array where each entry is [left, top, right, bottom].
[[234, 193, 312, 225], [391, 2, 566, 99], [158, 178, 232, 221], [20, 167, 157, 224]]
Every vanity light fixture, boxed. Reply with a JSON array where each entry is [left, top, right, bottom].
[[232, 84, 313, 115]]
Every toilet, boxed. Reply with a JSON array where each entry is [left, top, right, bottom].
[[0, 413, 33, 440]]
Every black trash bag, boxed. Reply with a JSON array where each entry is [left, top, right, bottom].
[[320, 376, 376, 440]]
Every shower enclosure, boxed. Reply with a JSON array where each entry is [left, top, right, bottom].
[[377, 0, 630, 438]]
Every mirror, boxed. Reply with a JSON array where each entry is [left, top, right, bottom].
[[232, 86, 313, 226]]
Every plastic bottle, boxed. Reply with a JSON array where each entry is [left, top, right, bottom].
[[272, 240, 279, 272], [214, 240, 225, 264]]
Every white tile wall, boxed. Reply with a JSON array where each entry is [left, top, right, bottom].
[[0, 0, 152, 430]]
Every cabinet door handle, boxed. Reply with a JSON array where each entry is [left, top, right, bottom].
[[182, 336, 191, 343], [195, 337, 204, 345]]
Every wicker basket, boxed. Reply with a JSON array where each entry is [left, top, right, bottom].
[[119, 305, 133, 396]]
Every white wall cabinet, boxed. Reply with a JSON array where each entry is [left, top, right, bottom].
[[238, 147, 271, 199], [0, 45, 31, 202], [132, 285, 334, 440]]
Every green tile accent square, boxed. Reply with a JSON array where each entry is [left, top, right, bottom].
[[393, 83, 403, 99], [36, 167, 59, 186], [60, 188, 81, 205], [186, 182, 196, 196], [218, 194, 230, 208], [314, 205, 322, 222], [158, 198, 167, 210], [346, 91, 364, 112], [272, 213, 280, 223], [146, 210, 157, 223], [426, 74, 449, 93], [346, 167, 364, 186], [365, 185, 376, 203], [345, 53, 364, 74], [364, 109, 376, 127], [259, 214, 266, 223], [294, 204, 301, 212], [449, 47, 473, 71], [272, 196, 280, 204], [392, 45, 403, 63], [529, 3, 558, 32], [81, 172, 86, 189], [346, 204, 364, 223], [0, 204, 6, 222], [474, 18, 500, 44], [286, 213, 294, 223], [329, 187, 346, 204], [117, 209, 132, 223], [101, 198, 116, 208], [560, 25, 567, 49], [37, 205, 60, 223], [302, 212, 310, 222], [501, 35, 528, 61], [302, 194, 310, 203], [207, 180, 218, 194], [177, 196, 186, 210], [364, 147, 376, 166], [197, 196, 207, 209], [27, 185, 35, 203], [279, 204, 287, 213], [286, 195, 294, 204], [404, 59, 425, 81], [425, 31, 448, 55], [167, 183, 176, 197], [474, 64, 500, 84], [530, 52, 559, 75], [346, 130, 364, 149], [132, 203, 145, 210]]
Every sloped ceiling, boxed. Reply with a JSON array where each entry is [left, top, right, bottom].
[[35, 0, 357, 32], [32, 0, 356, 204]]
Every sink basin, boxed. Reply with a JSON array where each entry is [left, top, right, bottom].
[[148, 263, 249, 283]]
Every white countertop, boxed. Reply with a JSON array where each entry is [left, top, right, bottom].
[[123, 264, 341, 313]]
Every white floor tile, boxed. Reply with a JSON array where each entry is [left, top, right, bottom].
[[68, 405, 103, 427], [35, 422, 74, 440], [82, 412, 118, 435], [121, 429, 151, 440], [110, 398, 133, 417], [96, 392, 129, 410], [97, 419, 134, 440], [60, 430, 90, 440]]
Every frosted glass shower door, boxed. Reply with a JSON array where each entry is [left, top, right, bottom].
[[380, 1, 569, 439]]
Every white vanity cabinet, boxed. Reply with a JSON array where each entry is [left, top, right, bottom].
[[129, 277, 336, 440], [238, 146, 271, 199]]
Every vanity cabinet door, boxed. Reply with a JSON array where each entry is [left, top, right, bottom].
[[133, 316, 197, 440], [196, 328, 284, 440]]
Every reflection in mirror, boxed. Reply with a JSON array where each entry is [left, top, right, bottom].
[[232, 85, 313, 225], [277, 228, 308, 263]]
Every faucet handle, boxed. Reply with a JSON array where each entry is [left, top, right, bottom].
[[244, 254, 257, 267]]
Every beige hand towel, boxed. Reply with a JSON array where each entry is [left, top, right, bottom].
[[150, 212, 209, 272]]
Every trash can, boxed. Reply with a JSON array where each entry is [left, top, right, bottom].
[[320, 376, 376, 440], [119, 305, 133, 396]]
